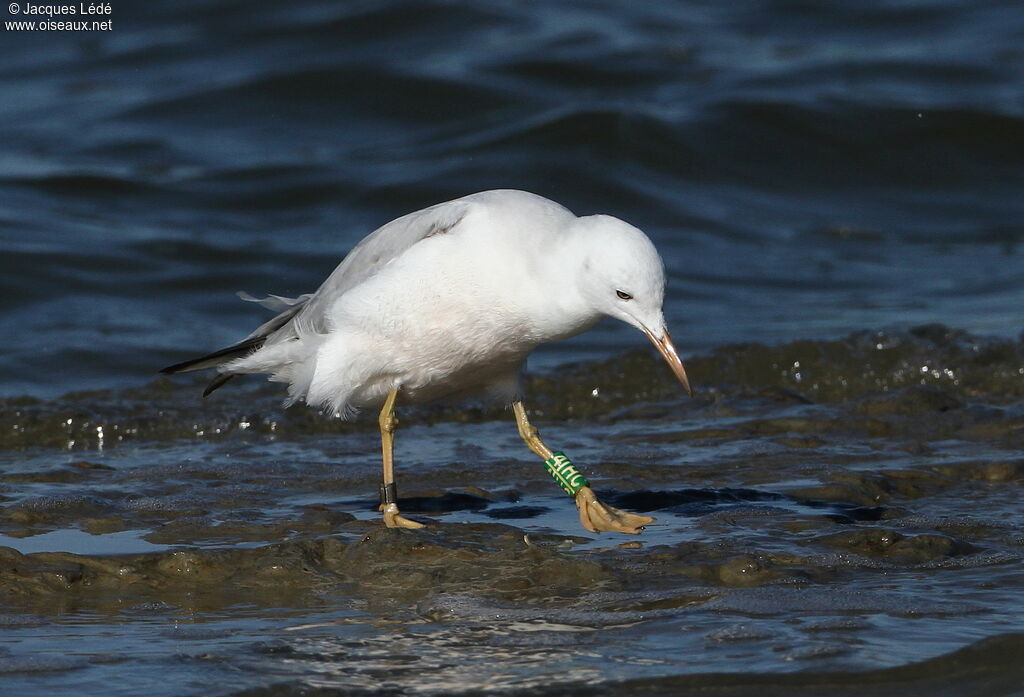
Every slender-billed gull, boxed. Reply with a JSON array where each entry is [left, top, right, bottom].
[[161, 190, 691, 534]]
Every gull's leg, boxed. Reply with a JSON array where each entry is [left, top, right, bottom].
[[512, 401, 654, 535], [378, 388, 424, 529]]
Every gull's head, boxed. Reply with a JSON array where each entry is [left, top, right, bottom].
[[573, 214, 692, 396]]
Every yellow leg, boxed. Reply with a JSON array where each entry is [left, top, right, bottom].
[[512, 402, 654, 535], [379, 388, 424, 529]]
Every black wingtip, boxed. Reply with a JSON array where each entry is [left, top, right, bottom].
[[159, 356, 209, 375], [202, 373, 235, 398], [159, 337, 265, 376]]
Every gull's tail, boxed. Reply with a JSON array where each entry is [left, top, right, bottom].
[[159, 293, 311, 397], [159, 337, 265, 396]]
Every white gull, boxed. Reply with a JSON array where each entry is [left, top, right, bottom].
[[162, 189, 691, 533]]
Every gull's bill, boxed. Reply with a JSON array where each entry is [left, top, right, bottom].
[[643, 327, 692, 396]]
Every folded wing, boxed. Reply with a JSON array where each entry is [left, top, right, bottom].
[[160, 199, 472, 397]]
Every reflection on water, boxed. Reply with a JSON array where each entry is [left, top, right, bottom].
[[0, 528, 166, 555]]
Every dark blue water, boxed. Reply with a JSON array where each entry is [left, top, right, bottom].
[[2, 0, 1022, 398]]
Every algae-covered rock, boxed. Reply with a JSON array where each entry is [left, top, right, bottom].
[[0, 523, 617, 611], [340, 524, 613, 604]]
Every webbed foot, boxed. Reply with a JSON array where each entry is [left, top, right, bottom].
[[574, 486, 654, 534]]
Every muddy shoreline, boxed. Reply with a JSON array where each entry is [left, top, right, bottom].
[[1, 327, 1022, 695]]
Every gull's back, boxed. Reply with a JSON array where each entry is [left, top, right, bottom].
[[162, 190, 574, 401], [273, 189, 570, 343]]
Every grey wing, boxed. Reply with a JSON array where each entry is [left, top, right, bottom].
[[265, 198, 472, 342], [161, 198, 472, 395], [238, 292, 313, 340]]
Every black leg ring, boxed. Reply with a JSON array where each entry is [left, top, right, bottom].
[[379, 481, 397, 506]]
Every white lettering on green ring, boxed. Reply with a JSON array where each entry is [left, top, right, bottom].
[[544, 451, 590, 497]]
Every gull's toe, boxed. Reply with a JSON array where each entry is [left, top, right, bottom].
[[575, 486, 654, 535]]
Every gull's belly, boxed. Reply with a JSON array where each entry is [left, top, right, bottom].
[[395, 350, 525, 404], [347, 303, 536, 407]]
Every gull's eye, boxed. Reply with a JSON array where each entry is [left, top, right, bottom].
[[616, 290, 633, 300]]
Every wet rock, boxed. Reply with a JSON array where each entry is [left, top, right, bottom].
[[853, 386, 964, 416], [79, 517, 128, 535], [815, 529, 976, 564], [0, 547, 85, 596], [657, 543, 798, 588], [978, 460, 1023, 482], [716, 555, 781, 587], [340, 524, 612, 603], [790, 483, 884, 508], [890, 515, 1013, 541], [930, 459, 1024, 483], [884, 534, 977, 565], [1, 494, 122, 531], [0, 539, 342, 608], [754, 386, 815, 405], [745, 417, 825, 436]]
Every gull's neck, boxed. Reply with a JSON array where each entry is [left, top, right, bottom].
[[524, 224, 602, 343]]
